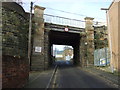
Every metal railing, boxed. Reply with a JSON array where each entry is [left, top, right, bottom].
[[44, 14, 85, 28]]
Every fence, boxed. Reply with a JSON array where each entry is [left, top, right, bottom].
[[94, 47, 110, 66]]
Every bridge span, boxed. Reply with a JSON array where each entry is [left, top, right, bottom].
[[30, 5, 94, 71], [2, 2, 118, 89]]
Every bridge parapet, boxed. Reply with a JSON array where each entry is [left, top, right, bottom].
[[44, 14, 85, 28]]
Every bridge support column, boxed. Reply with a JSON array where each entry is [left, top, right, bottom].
[[44, 29, 50, 69], [31, 5, 46, 71], [79, 33, 87, 67], [84, 17, 94, 67], [73, 43, 80, 65]]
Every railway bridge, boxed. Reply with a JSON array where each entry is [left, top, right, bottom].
[[30, 5, 95, 70], [2, 3, 96, 88]]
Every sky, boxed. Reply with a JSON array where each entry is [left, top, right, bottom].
[[22, 0, 112, 22], [22, 0, 112, 50]]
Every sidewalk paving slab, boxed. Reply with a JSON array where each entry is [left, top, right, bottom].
[[24, 68, 54, 88]]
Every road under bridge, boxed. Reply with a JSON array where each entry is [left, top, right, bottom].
[[30, 5, 94, 71]]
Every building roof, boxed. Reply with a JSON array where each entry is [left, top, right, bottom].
[[108, 0, 117, 10]]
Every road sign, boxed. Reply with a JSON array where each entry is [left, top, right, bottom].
[[35, 47, 42, 52], [64, 27, 69, 32]]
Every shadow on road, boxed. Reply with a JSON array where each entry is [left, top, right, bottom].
[[53, 60, 76, 69]]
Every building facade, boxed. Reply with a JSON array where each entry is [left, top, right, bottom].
[[107, 1, 120, 72]]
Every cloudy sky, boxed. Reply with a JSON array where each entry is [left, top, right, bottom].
[[22, 0, 112, 50]]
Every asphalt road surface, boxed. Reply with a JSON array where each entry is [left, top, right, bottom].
[[24, 60, 117, 88], [54, 60, 115, 88]]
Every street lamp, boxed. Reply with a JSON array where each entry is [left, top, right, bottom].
[[85, 42, 87, 45]]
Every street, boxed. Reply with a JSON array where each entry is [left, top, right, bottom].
[[53, 60, 115, 88], [2, 1, 120, 89], [24, 60, 117, 88]]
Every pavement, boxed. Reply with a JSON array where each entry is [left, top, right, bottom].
[[24, 68, 54, 88]]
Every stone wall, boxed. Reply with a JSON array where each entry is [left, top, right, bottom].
[[44, 28, 49, 69], [0, 2, 2, 89], [2, 2, 29, 88], [2, 2, 28, 57], [80, 34, 87, 67], [84, 17, 94, 66], [94, 26, 108, 49], [31, 5, 46, 70]]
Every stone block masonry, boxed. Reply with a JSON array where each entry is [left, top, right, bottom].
[[2, 2, 29, 88], [84, 17, 94, 66], [31, 5, 46, 71]]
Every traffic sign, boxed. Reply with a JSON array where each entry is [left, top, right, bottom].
[[64, 27, 69, 32]]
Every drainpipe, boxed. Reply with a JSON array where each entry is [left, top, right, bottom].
[[107, 11, 113, 73]]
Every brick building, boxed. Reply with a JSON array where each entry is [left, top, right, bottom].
[[63, 47, 73, 60]]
